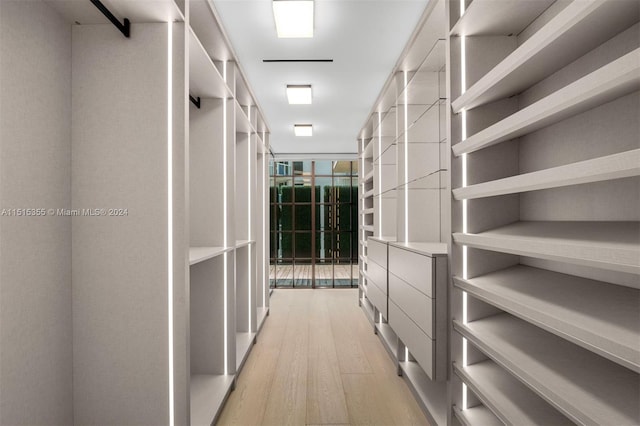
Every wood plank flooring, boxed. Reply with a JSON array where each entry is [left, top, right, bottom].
[[217, 289, 429, 426], [269, 265, 359, 287]]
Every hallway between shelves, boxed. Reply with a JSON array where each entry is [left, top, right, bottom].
[[217, 289, 429, 425]]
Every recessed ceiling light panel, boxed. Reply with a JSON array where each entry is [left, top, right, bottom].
[[294, 124, 313, 137], [286, 85, 312, 104], [273, 1, 314, 38]]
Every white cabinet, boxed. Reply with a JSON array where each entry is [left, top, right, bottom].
[[388, 243, 447, 381]]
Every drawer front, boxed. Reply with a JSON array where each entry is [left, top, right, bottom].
[[389, 272, 434, 338], [367, 278, 387, 319], [367, 259, 387, 295], [368, 239, 387, 268], [388, 246, 433, 297], [389, 300, 434, 379]]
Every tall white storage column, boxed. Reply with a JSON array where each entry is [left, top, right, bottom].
[[71, 21, 189, 424]]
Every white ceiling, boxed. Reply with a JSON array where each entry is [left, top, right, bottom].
[[212, 0, 430, 156]]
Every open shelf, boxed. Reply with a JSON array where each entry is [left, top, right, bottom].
[[455, 265, 640, 371], [454, 360, 571, 425], [453, 149, 640, 200], [452, 49, 640, 156], [236, 331, 256, 372], [453, 405, 502, 426], [363, 141, 374, 159], [190, 374, 234, 426], [376, 322, 398, 363], [363, 224, 374, 233], [188, 28, 231, 100], [453, 221, 640, 274], [363, 208, 374, 215], [400, 360, 448, 426], [256, 307, 269, 331], [189, 246, 231, 265], [235, 240, 254, 248], [450, 0, 554, 37], [451, 0, 640, 112], [363, 169, 374, 184], [363, 188, 375, 198], [454, 314, 640, 425], [235, 100, 255, 134]]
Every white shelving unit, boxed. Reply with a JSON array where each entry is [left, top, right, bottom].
[[357, 1, 450, 424], [448, 0, 640, 424], [0, 0, 271, 424]]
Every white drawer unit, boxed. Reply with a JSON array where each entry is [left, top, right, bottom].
[[366, 273, 388, 320], [389, 272, 434, 338], [388, 242, 447, 381], [389, 245, 435, 297], [389, 299, 435, 378], [367, 256, 387, 295], [368, 238, 388, 268]]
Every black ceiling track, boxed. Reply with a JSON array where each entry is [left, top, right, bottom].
[[263, 59, 334, 63], [90, 0, 130, 38]]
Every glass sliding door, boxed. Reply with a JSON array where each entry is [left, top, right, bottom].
[[269, 160, 358, 288]]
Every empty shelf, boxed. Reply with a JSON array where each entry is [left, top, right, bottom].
[[235, 101, 255, 134], [453, 149, 640, 200], [364, 169, 374, 183], [452, 0, 639, 112], [362, 208, 375, 215], [188, 28, 231, 100], [363, 225, 374, 233], [455, 265, 640, 371], [453, 405, 502, 426], [190, 374, 234, 426], [189, 246, 230, 265], [235, 240, 254, 248], [453, 221, 640, 274], [454, 360, 572, 425], [236, 331, 255, 371], [363, 188, 375, 198], [400, 360, 448, 426], [454, 314, 640, 425], [450, 0, 554, 36], [452, 49, 640, 156], [376, 322, 398, 362], [363, 141, 374, 159]]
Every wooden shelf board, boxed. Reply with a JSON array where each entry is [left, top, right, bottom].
[[450, 0, 555, 36], [453, 49, 640, 156], [188, 28, 232, 100], [454, 314, 640, 425], [235, 331, 256, 372], [454, 360, 572, 425], [453, 221, 640, 274], [400, 360, 448, 426], [455, 265, 640, 371], [453, 149, 640, 200], [189, 246, 230, 265], [190, 374, 234, 426], [453, 405, 502, 426], [452, 0, 639, 112]]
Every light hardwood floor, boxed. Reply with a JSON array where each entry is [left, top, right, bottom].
[[217, 289, 430, 426]]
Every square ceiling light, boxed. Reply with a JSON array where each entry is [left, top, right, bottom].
[[294, 124, 313, 136], [273, 1, 314, 38], [286, 85, 312, 104]]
